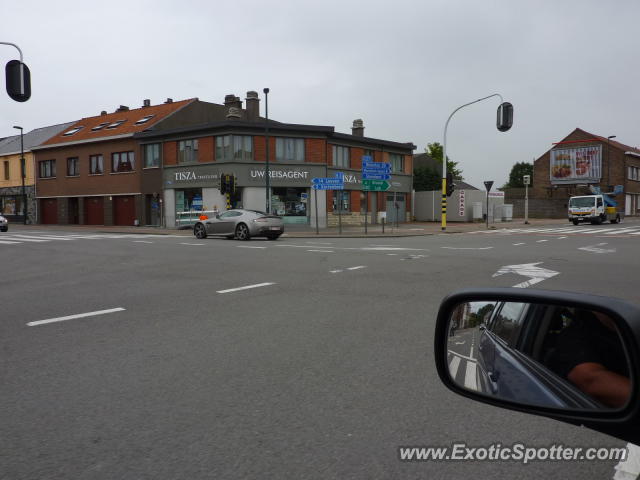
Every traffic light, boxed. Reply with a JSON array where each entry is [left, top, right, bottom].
[[220, 174, 227, 194], [446, 171, 456, 197], [496, 102, 513, 132], [5, 60, 31, 102]]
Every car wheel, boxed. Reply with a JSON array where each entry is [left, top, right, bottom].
[[194, 223, 207, 239], [235, 223, 250, 241], [0, 227, 7, 232], [610, 216, 618, 224], [572, 219, 579, 226], [267, 234, 280, 240]]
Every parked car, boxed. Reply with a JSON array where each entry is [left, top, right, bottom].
[[0, 214, 8, 232], [193, 209, 284, 241]]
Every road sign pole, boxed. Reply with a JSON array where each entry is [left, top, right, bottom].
[[315, 188, 319, 235], [338, 191, 342, 235], [525, 183, 529, 225], [486, 190, 489, 229], [364, 190, 368, 234]]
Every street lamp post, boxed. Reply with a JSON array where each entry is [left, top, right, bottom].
[[263, 88, 270, 213], [13, 125, 26, 224], [442, 93, 505, 231], [607, 135, 616, 191]]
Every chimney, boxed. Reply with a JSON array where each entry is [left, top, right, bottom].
[[100, 110, 107, 116], [116, 105, 130, 113], [224, 94, 242, 111], [142, 99, 151, 107], [165, 98, 173, 104], [352, 119, 364, 137], [226, 107, 242, 120], [245, 91, 260, 122]]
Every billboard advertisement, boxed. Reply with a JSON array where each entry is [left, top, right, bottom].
[[550, 145, 602, 184]]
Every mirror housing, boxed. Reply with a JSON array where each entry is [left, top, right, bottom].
[[5, 59, 31, 102], [434, 288, 640, 444]]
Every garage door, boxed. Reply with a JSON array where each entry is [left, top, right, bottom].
[[113, 195, 136, 226], [40, 198, 57, 224], [85, 197, 104, 225]]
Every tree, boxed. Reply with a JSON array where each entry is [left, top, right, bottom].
[[427, 142, 463, 180], [506, 161, 533, 188], [413, 142, 464, 191]]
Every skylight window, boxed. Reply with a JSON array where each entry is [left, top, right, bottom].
[[134, 115, 155, 125], [106, 120, 126, 129], [62, 126, 84, 136], [91, 122, 110, 131]]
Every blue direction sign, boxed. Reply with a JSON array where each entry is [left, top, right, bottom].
[[362, 160, 391, 180], [312, 172, 344, 190], [362, 173, 391, 180]]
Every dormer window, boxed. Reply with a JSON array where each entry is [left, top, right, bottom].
[[106, 120, 126, 129], [134, 115, 155, 125], [62, 126, 84, 136], [91, 122, 110, 131]]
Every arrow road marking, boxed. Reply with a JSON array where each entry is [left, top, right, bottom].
[[578, 243, 616, 254], [492, 262, 560, 288]]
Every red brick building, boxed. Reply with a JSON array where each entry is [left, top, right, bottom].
[[517, 128, 640, 218], [134, 92, 415, 228], [33, 98, 232, 225]]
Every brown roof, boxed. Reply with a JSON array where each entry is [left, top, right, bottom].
[[569, 128, 640, 156], [40, 98, 196, 146]]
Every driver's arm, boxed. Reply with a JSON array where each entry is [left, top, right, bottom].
[[567, 362, 631, 408]]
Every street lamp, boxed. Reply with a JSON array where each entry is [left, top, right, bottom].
[[13, 125, 26, 224], [441, 94, 512, 231], [607, 135, 616, 191], [263, 88, 270, 213]]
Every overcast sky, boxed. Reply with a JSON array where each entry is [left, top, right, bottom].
[[2, 0, 639, 188]]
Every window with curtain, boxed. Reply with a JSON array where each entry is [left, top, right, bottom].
[[276, 138, 305, 162], [111, 151, 135, 173], [389, 153, 404, 173], [144, 143, 161, 168], [216, 135, 253, 161], [178, 139, 199, 164], [332, 145, 350, 168]]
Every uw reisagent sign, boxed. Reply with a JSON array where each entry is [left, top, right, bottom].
[[550, 146, 602, 184]]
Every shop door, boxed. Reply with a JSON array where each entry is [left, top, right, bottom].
[[145, 195, 161, 226], [85, 197, 104, 225], [68, 198, 79, 224], [40, 198, 57, 224], [386, 194, 406, 224], [113, 195, 136, 226]]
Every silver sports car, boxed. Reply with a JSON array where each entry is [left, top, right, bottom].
[[193, 209, 284, 240]]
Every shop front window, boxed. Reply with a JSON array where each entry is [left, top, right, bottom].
[[271, 187, 308, 218], [332, 190, 350, 212], [0, 196, 24, 216], [175, 188, 204, 213]]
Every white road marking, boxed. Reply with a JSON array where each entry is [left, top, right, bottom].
[[216, 282, 275, 294], [578, 243, 616, 254], [27, 307, 126, 327], [356, 247, 426, 251], [306, 241, 333, 245], [180, 242, 205, 246], [237, 245, 267, 249], [441, 246, 493, 250], [329, 269, 343, 273], [370, 244, 394, 247], [133, 240, 154, 244], [604, 228, 640, 235], [493, 262, 560, 288], [449, 356, 461, 378], [513, 243, 525, 246], [2, 236, 50, 242], [409, 228, 424, 231], [307, 249, 334, 253], [536, 239, 548, 243], [464, 361, 478, 391], [347, 266, 366, 270], [0, 240, 21, 244], [11, 234, 75, 241], [557, 236, 567, 239], [386, 253, 398, 256]]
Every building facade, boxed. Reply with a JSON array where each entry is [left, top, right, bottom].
[[32, 98, 233, 226], [527, 128, 640, 218], [135, 95, 415, 228], [0, 122, 75, 224]]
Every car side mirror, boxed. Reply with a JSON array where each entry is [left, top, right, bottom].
[[434, 288, 640, 444]]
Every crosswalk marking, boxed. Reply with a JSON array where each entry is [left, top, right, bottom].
[[0, 232, 181, 246], [471, 225, 640, 236]]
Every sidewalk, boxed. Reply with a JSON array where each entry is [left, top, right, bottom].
[[7, 218, 571, 238]]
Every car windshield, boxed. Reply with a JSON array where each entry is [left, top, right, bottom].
[[570, 197, 595, 208]]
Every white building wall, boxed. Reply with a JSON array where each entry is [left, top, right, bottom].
[[163, 189, 176, 227], [242, 187, 266, 212]]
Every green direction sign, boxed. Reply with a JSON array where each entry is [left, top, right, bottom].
[[362, 179, 390, 191]]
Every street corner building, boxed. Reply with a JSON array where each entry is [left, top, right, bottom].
[[504, 128, 640, 218], [0, 122, 75, 224], [30, 93, 415, 228], [136, 92, 415, 229]]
